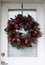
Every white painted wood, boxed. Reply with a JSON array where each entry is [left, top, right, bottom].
[[1, 0, 44, 3], [8, 43, 37, 57], [1, 3, 44, 65]]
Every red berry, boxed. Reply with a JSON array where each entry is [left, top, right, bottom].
[[11, 38, 16, 43], [30, 22, 33, 25], [32, 31, 37, 37], [17, 38, 20, 42], [20, 39, 25, 45], [25, 39, 28, 44], [16, 17, 21, 23], [15, 24, 19, 29]]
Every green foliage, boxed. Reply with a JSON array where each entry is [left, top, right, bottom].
[[34, 22, 39, 27], [38, 31, 42, 37], [8, 20, 11, 23]]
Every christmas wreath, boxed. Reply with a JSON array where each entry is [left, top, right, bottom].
[[5, 14, 42, 48]]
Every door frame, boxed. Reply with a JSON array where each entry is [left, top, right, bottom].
[[1, 3, 44, 65]]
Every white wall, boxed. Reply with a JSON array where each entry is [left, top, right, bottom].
[[44, 1, 45, 31], [0, 1, 2, 65], [43, 1, 45, 64]]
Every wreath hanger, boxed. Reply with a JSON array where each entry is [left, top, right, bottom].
[[21, 2, 23, 15]]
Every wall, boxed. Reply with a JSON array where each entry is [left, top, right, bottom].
[[43, 1, 45, 64], [0, 2, 2, 65]]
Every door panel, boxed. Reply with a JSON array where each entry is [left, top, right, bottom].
[[1, 3, 44, 65]]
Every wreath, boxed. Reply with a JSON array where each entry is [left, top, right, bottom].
[[5, 14, 42, 48]]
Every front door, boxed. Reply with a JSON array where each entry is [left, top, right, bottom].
[[1, 3, 44, 65]]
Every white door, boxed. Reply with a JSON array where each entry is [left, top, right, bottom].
[[1, 3, 44, 65]]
